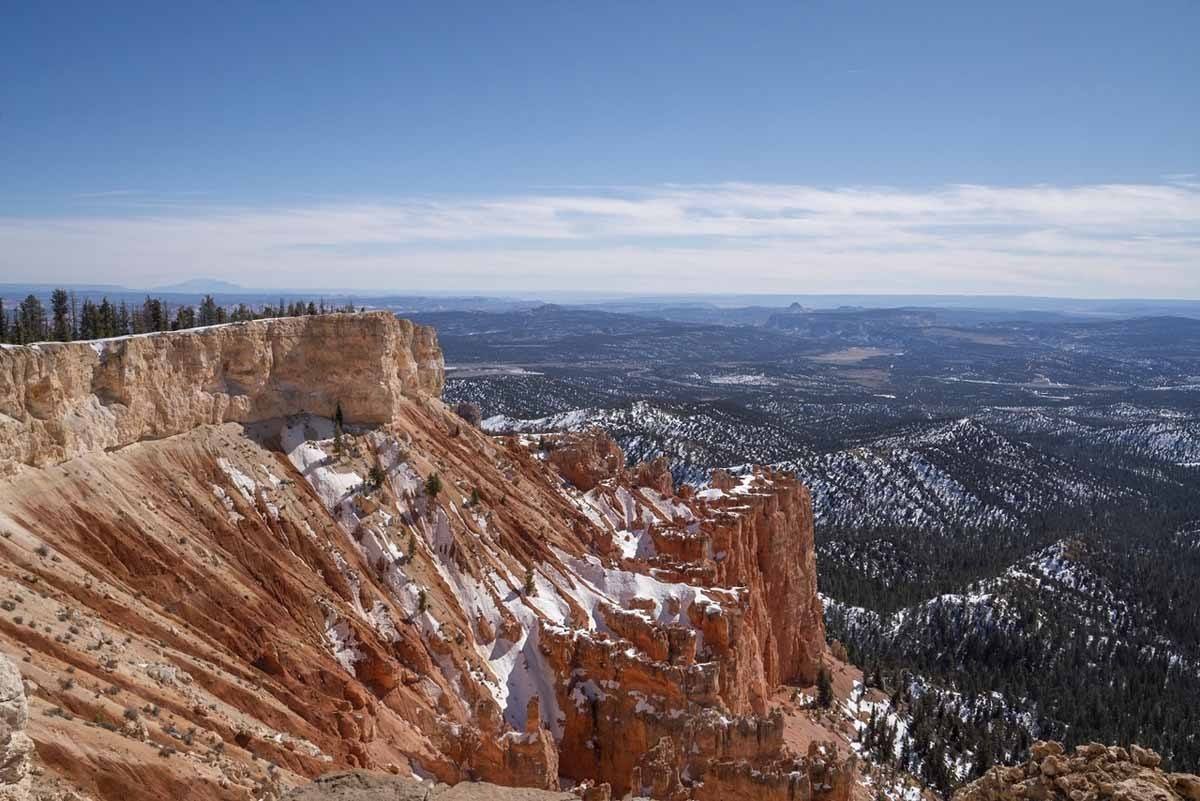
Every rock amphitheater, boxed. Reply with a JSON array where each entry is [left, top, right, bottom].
[[0, 313, 856, 801]]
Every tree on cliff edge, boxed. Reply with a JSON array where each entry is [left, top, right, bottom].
[[333, 402, 345, 455], [17, 295, 46, 343], [816, 666, 834, 708], [51, 288, 71, 341]]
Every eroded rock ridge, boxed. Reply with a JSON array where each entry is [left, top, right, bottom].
[[0, 315, 838, 801]]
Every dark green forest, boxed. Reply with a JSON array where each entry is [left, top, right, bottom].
[[0, 288, 355, 345], [824, 483, 1200, 794]]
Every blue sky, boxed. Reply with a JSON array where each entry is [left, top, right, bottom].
[[1, 1, 1197, 295]]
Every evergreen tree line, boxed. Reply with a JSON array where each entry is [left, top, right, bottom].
[[0, 289, 360, 345]]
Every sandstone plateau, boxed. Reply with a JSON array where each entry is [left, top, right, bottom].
[[0, 312, 443, 473], [0, 314, 851, 801]]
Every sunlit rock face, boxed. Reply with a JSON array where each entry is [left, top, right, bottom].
[[0, 315, 841, 801], [0, 312, 443, 473]]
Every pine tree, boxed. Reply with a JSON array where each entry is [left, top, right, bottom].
[[117, 301, 131, 335], [975, 732, 994, 777], [141, 296, 168, 332], [18, 295, 46, 343], [50, 288, 71, 341], [333, 402, 345, 455], [78, 299, 98, 340], [880, 721, 895, 761], [368, 464, 385, 490], [0, 298, 7, 343], [198, 294, 219, 326], [816, 666, 834, 709], [97, 298, 115, 337], [173, 305, 196, 330]]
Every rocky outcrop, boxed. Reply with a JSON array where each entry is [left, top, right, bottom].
[[546, 430, 625, 491], [633, 458, 673, 497], [955, 741, 1200, 801], [0, 655, 31, 801], [541, 445, 830, 798], [0, 312, 443, 472]]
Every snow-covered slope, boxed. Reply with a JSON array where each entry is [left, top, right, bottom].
[[776, 419, 1122, 532], [485, 400, 810, 485], [487, 405, 1125, 534]]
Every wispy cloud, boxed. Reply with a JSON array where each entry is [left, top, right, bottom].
[[3, 181, 1199, 296]]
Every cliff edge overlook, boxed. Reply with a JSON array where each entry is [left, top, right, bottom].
[[0, 312, 443, 473]]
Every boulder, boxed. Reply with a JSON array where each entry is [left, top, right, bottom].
[[1131, 746, 1162, 769]]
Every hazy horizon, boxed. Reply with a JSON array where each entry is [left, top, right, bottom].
[[6, 280, 1200, 316]]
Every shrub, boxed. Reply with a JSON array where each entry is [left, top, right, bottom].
[[368, 464, 386, 489]]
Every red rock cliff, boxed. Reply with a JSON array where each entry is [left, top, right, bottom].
[[0, 320, 838, 801], [529, 430, 830, 797]]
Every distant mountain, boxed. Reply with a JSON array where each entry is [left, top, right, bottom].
[[154, 277, 245, 293]]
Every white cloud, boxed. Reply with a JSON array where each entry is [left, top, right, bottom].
[[1, 181, 1198, 296]]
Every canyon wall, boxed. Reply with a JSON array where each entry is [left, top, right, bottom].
[[0, 316, 839, 801], [0, 312, 443, 473]]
